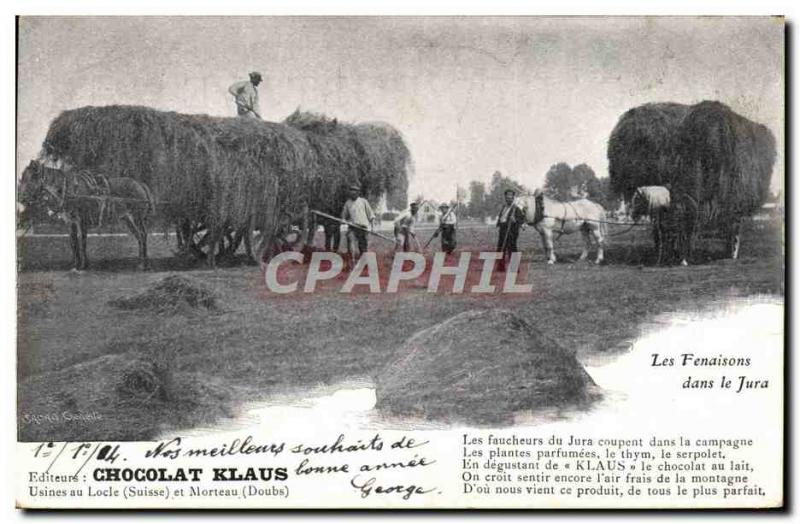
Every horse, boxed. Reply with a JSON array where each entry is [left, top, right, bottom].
[[517, 189, 607, 265], [629, 185, 712, 266], [631, 186, 672, 265], [18, 160, 155, 270]]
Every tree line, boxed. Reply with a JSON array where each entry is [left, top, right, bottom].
[[462, 164, 622, 221]]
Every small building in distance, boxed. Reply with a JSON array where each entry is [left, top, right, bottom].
[[376, 195, 441, 223]]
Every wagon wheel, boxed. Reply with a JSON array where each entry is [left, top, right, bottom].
[[250, 229, 280, 264], [173, 220, 207, 259], [199, 227, 242, 259], [191, 227, 211, 257], [180, 222, 242, 261], [218, 227, 246, 258], [248, 194, 305, 264], [249, 226, 303, 264]]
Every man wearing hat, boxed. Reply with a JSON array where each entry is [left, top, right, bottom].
[[228, 72, 263, 119], [496, 189, 526, 270], [433, 203, 458, 254], [340, 184, 376, 261], [393, 202, 421, 252]]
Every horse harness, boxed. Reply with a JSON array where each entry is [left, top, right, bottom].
[[37, 167, 117, 225], [536, 195, 581, 240], [556, 200, 581, 240]]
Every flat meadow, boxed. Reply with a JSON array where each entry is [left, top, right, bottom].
[[16, 218, 783, 441]]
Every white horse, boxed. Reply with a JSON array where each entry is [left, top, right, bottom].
[[517, 189, 607, 264]]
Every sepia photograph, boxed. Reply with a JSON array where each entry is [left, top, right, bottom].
[[14, 14, 785, 509]]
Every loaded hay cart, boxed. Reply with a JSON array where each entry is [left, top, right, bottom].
[[608, 100, 776, 264], [39, 105, 412, 266]]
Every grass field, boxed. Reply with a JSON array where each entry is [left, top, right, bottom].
[[17, 219, 784, 441]]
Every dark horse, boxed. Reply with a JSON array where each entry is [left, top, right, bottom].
[[19, 160, 155, 270]]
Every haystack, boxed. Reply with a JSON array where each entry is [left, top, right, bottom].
[[18, 352, 234, 441], [109, 275, 218, 313], [375, 310, 598, 425], [607, 102, 691, 202]]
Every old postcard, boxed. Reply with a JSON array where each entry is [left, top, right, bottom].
[[15, 16, 784, 509]]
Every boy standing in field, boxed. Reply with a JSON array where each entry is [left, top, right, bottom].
[[393, 202, 420, 252], [341, 184, 376, 261]]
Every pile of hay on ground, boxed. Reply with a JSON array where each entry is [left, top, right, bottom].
[[117, 340, 181, 401], [18, 352, 234, 441], [375, 309, 598, 425], [118, 359, 161, 399], [109, 275, 218, 312], [41, 106, 411, 249], [607, 102, 691, 202]]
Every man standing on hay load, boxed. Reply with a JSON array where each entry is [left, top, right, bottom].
[[341, 184, 376, 263], [433, 203, 458, 254], [496, 189, 525, 271], [393, 202, 421, 252], [228, 71, 262, 119]]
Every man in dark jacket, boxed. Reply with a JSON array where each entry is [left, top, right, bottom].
[[496, 189, 526, 270]]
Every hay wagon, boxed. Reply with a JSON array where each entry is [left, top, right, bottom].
[[608, 100, 776, 264], [37, 106, 411, 266]]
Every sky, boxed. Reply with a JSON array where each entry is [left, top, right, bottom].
[[17, 16, 784, 203]]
